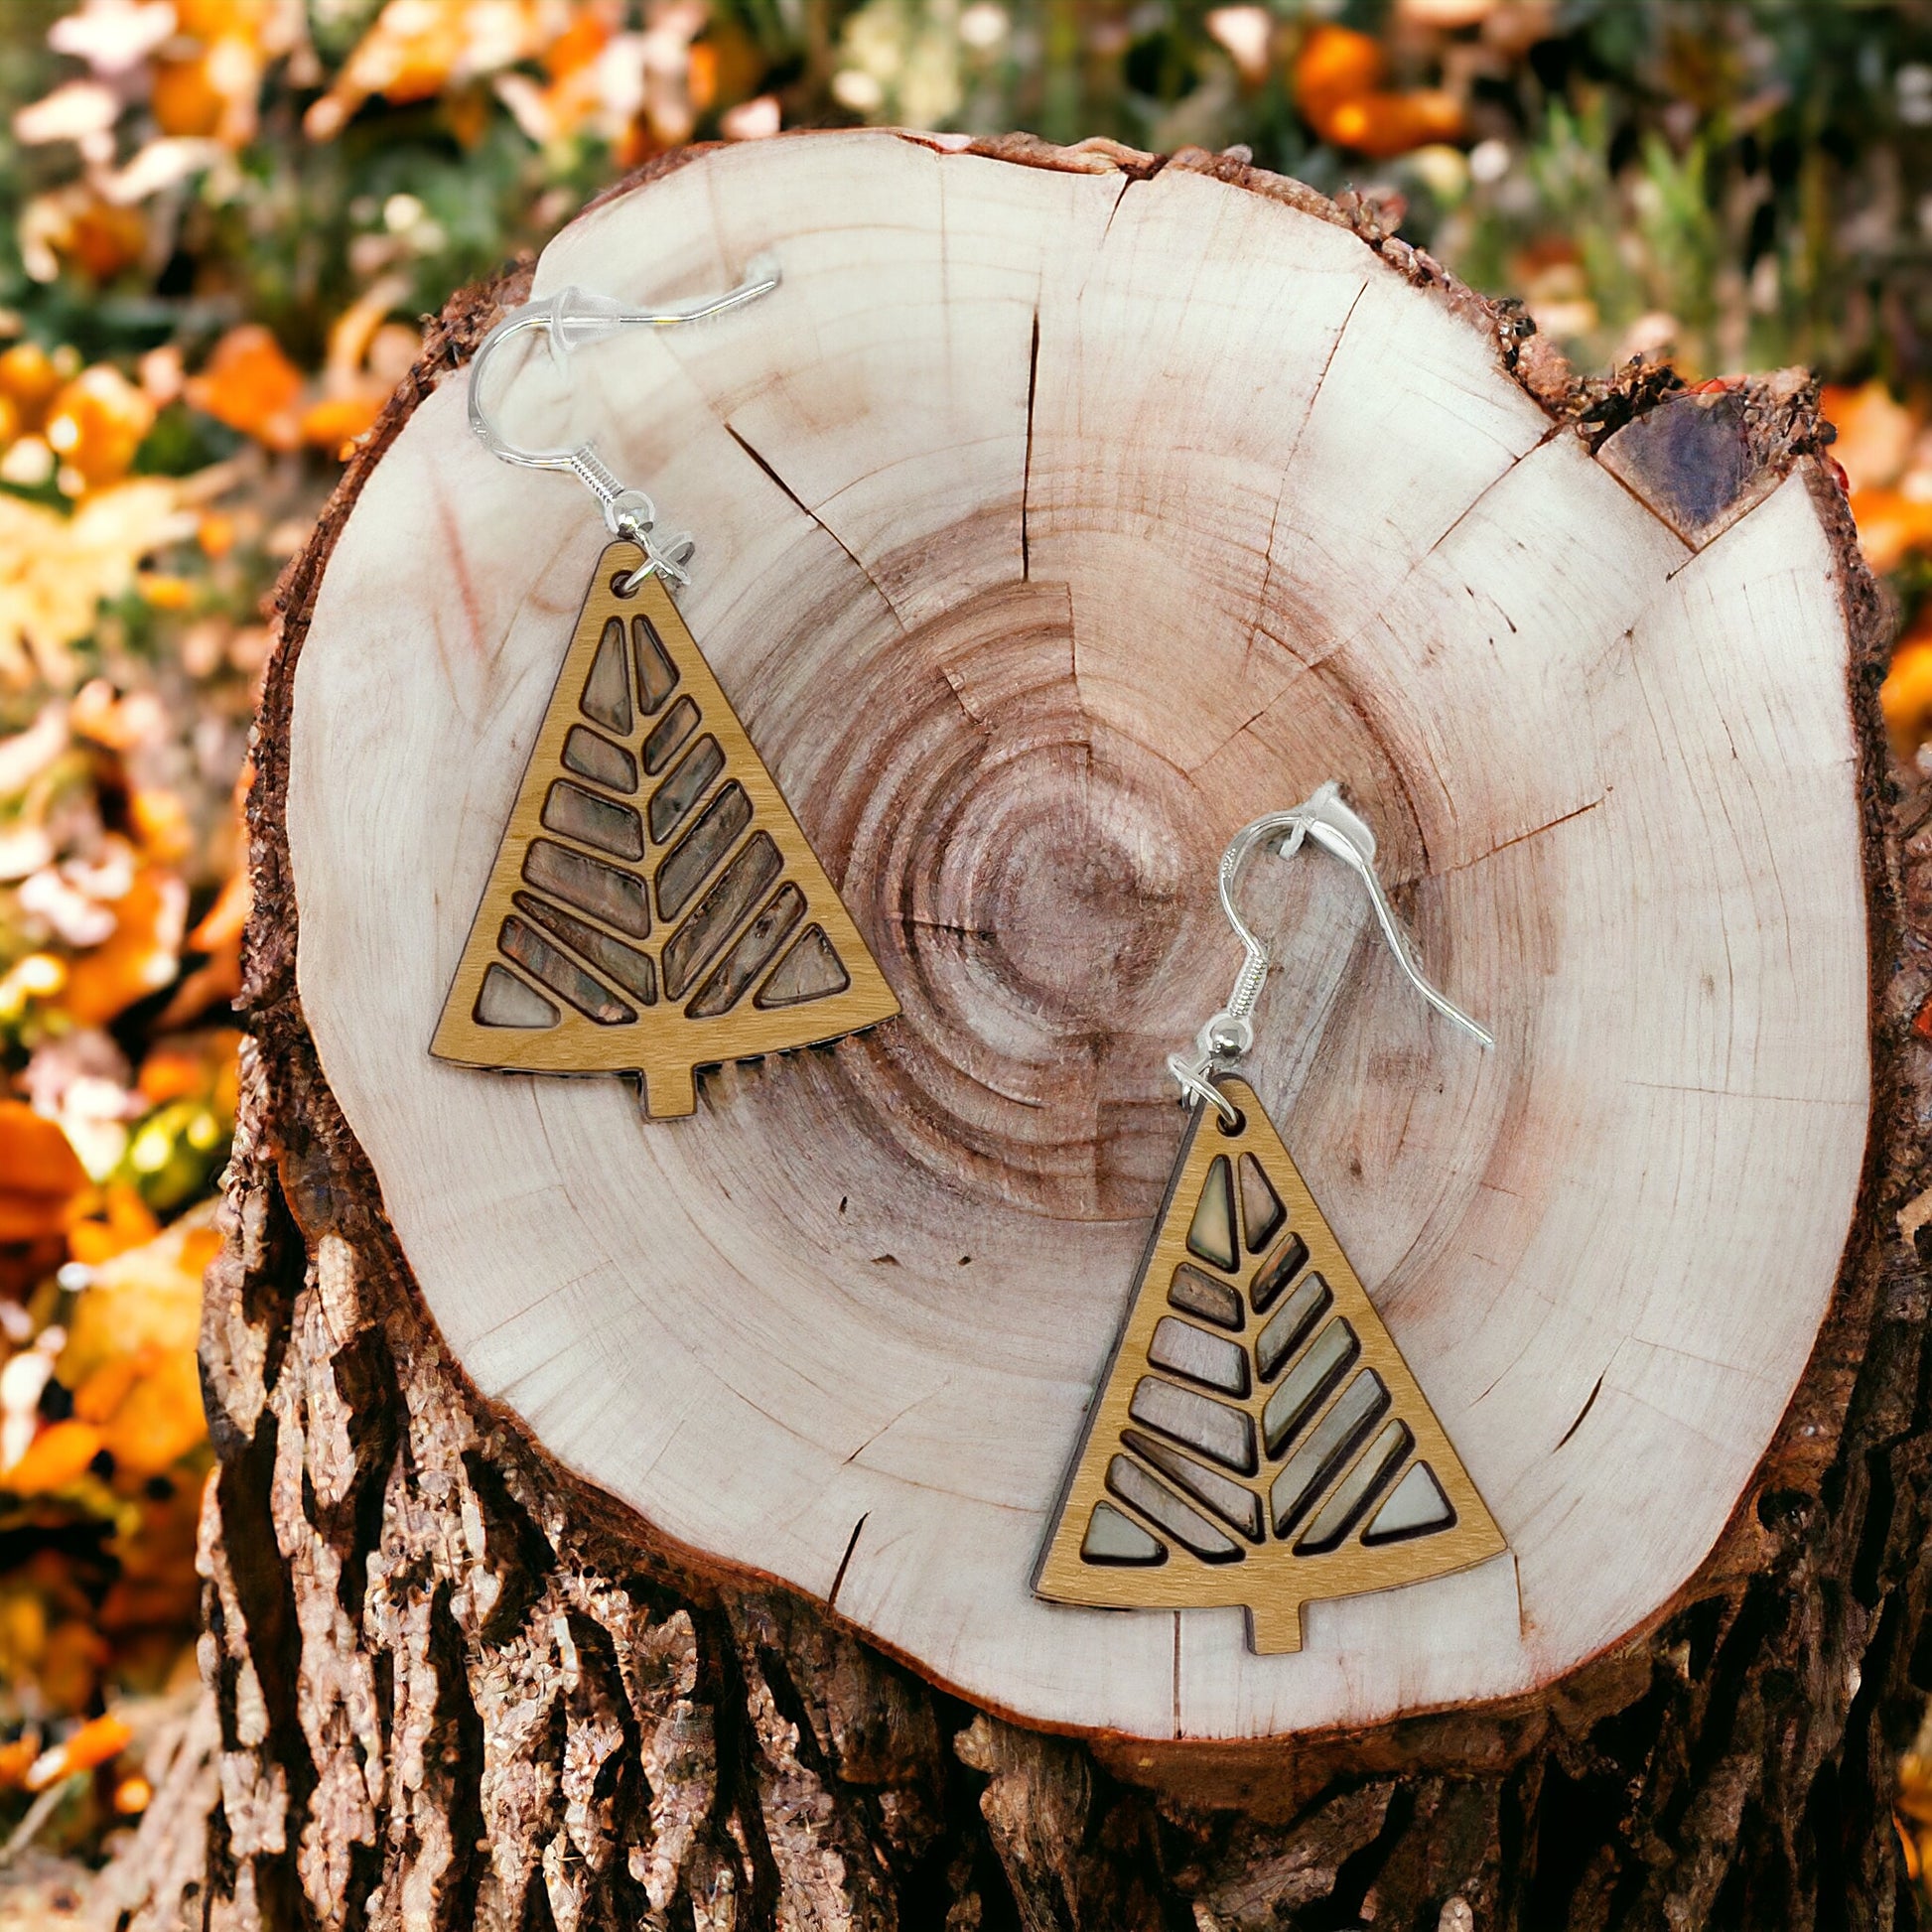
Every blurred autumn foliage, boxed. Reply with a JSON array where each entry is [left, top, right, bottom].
[[1, 0, 1931, 1880]]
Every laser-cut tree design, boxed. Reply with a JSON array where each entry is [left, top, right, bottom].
[[1035, 1075, 1506, 1653], [433, 539, 898, 1117]]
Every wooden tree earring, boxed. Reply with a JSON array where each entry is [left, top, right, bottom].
[[432, 268, 898, 1118], [1035, 783, 1505, 1654]]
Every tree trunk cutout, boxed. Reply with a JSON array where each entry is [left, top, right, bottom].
[[1035, 1074, 1505, 1653], [431, 537, 898, 1117]]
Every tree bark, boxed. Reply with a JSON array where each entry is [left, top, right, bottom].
[[101, 134, 1932, 1931]]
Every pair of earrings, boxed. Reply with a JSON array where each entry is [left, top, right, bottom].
[[435, 265, 1507, 1652]]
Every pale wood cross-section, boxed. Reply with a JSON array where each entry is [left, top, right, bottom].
[[286, 129, 1869, 1741]]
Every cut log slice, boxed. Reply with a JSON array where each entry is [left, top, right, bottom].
[[286, 129, 1870, 1740]]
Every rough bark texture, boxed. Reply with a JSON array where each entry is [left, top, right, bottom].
[[98, 139, 1932, 1931]]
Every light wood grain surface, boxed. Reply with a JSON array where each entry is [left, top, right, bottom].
[[286, 130, 1869, 1740]]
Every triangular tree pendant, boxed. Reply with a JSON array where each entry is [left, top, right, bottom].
[[432, 540, 898, 1117], [1035, 1075, 1505, 1653]]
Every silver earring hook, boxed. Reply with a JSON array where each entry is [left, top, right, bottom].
[[466, 253, 780, 589], [1169, 780, 1493, 1124]]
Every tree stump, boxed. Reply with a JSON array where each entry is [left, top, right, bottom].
[[140, 131, 1932, 1931]]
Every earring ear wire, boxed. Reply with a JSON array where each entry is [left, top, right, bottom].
[[465, 257, 782, 586], [1169, 781, 1493, 1122]]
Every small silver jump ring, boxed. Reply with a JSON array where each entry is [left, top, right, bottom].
[[1165, 1051, 1243, 1127], [617, 530, 696, 594]]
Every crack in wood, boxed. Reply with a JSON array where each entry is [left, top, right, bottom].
[[1426, 795, 1607, 880], [722, 419, 902, 624], [1555, 1373, 1605, 1451], [1022, 305, 1039, 581], [827, 1513, 868, 1611]]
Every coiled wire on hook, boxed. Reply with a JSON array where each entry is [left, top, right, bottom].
[[1169, 781, 1493, 1125], [465, 257, 780, 591]]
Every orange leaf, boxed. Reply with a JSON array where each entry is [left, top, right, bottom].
[[176, 0, 277, 35], [72, 680, 163, 753], [26, 1711, 130, 1789], [0, 1103, 86, 1198], [303, 0, 469, 137], [214, 1042, 240, 1121], [0, 343, 69, 429], [132, 785, 195, 863], [135, 1045, 205, 1107], [45, 365, 156, 492], [0, 1103, 86, 1243], [298, 391, 382, 454], [0, 1198, 73, 1243], [4, 1420, 105, 1494], [0, 1199, 71, 1243], [1292, 24, 1461, 157], [63, 199, 149, 284], [1294, 24, 1386, 110], [137, 573, 196, 612], [103, 1350, 207, 1477], [1850, 486, 1932, 575], [152, 54, 226, 138], [0, 1736, 38, 1791], [72, 1346, 162, 1426], [63, 1222, 211, 1365], [190, 869, 250, 955], [160, 2, 276, 145], [1882, 636, 1932, 756], [545, 6, 614, 80], [185, 325, 304, 450], [67, 1184, 162, 1268], [182, 1224, 223, 1277], [1820, 381, 1917, 494], [60, 1219, 218, 1413], [154, 953, 241, 1030], [1340, 90, 1462, 156], [61, 867, 188, 1026]]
